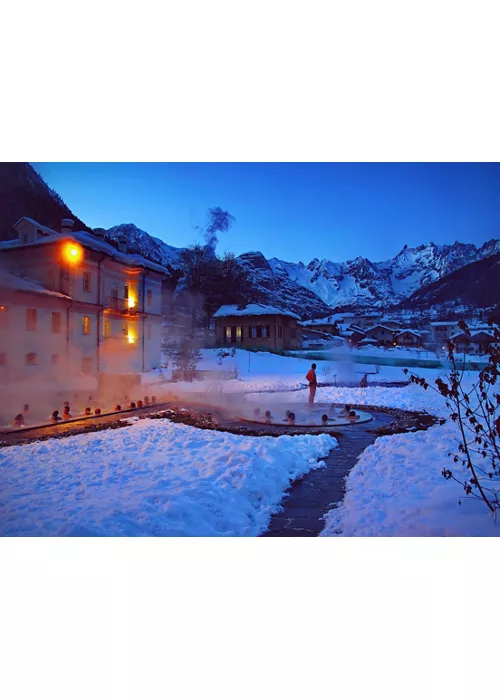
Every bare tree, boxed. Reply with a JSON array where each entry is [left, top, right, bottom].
[[405, 319, 500, 516]]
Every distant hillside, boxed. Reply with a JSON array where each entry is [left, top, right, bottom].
[[402, 253, 500, 309], [0, 163, 89, 241]]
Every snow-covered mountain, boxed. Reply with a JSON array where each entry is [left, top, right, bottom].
[[269, 240, 500, 310], [235, 251, 332, 319], [4, 164, 500, 317], [0, 163, 89, 241], [95, 224, 182, 270]]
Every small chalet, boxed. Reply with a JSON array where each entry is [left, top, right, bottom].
[[213, 304, 300, 350], [301, 316, 340, 335], [451, 330, 498, 355], [364, 324, 395, 347], [395, 329, 422, 347]]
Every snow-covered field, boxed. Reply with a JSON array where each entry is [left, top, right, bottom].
[[3, 348, 498, 537], [242, 360, 499, 536], [0, 418, 336, 537], [321, 422, 500, 537], [143, 347, 414, 395]]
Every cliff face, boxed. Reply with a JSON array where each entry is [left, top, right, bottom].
[[0, 163, 89, 241]]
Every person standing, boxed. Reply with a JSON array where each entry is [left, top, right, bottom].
[[360, 374, 368, 388], [306, 363, 318, 405]]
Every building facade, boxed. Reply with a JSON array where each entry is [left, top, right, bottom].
[[0, 217, 167, 403], [364, 324, 395, 347], [395, 329, 422, 347], [213, 304, 300, 351]]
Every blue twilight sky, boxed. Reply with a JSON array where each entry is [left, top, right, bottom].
[[32, 163, 500, 264]]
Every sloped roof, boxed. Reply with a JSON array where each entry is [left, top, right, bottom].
[[1, 218, 168, 275], [213, 303, 300, 320], [0, 266, 70, 300], [365, 324, 396, 333], [395, 329, 422, 337]]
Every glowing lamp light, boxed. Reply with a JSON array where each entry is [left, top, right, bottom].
[[63, 242, 83, 264], [128, 296, 136, 310], [127, 332, 136, 344]]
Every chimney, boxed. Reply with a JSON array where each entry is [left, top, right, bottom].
[[61, 218, 74, 234], [117, 234, 128, 253]]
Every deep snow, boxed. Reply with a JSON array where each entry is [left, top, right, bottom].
[[320, 422, 500, 537], [0, 418, 336, 537]]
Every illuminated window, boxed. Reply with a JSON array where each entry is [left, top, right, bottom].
[[147, 289, 152, 305], [236, 326, 243, 342], [0, 306, 7, 329], [104, 320, 111, 339], [82, 316, 91, 335], [26, 309, 37, 331], [51, 353, 59, 365], [81, 357, 93, 374], [83, 272, 92, 292], [52, 312, 61, 333], [0, 353, 6, 366], [26, 353, 37, 366]]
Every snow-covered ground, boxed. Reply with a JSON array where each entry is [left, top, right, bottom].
[[239, 359, 499, 536], [142, 347, 414, 395], [3, 348, 498, 537], [321, 422, 500, 537], [0, 418, 336, 536]]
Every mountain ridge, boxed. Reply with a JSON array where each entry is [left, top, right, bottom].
[[3, 163, 500, 317]]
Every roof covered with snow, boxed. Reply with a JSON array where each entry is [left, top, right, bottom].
[[395, 329, 422, 337], [365, 324, 396, 333], [0, 266, 70, 300], [430, 321, 460, 327], [213, 304, 301, 320], [1, 218, 169, 275]]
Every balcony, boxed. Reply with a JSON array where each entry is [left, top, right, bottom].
[[106, 296, 140, 315]]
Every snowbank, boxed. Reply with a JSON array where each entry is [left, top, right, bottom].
[[321, 422, 500, 537], [0, 419, 336, 537]]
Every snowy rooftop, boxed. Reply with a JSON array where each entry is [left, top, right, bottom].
[[213, 304, 301, 320], [365, 324, 396, 333], [0, 218, 169, 275], [429, 321, 460, 327], [301, 314, 343, 326], [0, 266, 70, 299], [450, 330, 496, 341], [395, 329, 422, 337]]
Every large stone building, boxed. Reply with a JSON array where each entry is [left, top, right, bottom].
[[0, 217, 167, 408], [213, 304, 300, 351]]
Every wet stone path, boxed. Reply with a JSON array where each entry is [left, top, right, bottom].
[[262, 410, 394, 537]]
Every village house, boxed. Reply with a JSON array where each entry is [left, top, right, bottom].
[[301, 316, 340, 335], [429, 321, 460, 349], [394, 329, 423, 347], [363, 324, 395, 347], [213, 304, 300, 351], [340, 312, 383, 329], [0, 217, 167, 405], [450, 327, 499, 355]]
